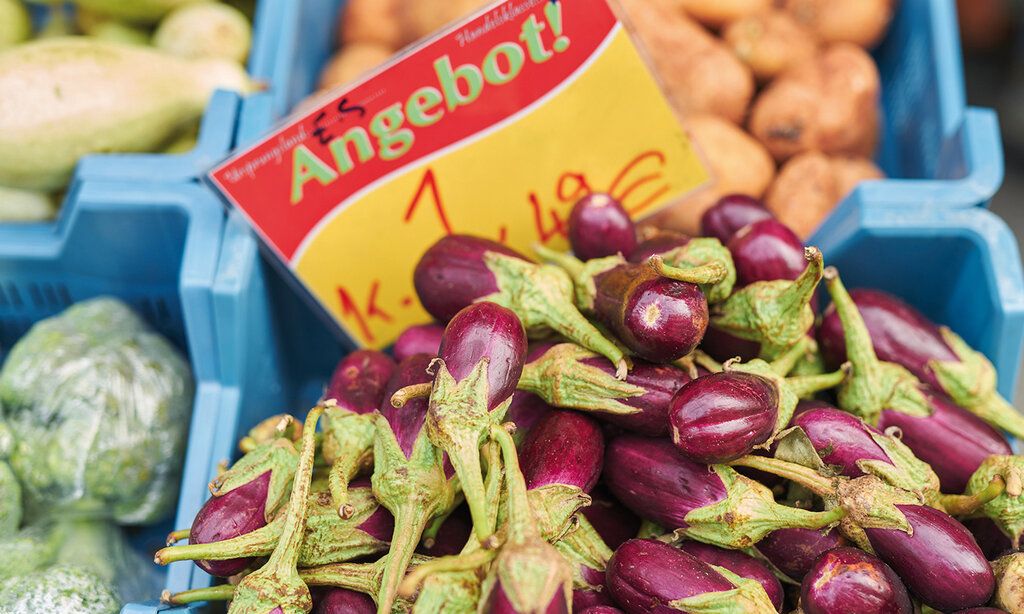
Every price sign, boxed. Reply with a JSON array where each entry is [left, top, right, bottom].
[[209, 0, 709, 349]]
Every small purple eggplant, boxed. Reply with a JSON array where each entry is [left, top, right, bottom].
[[817, 289, 1024, 439], [863, 503, 994, 612], [320, 350, 395, 517], [628, 232, 690, 264], [518, 343, 695, 434], [577, 607, 623, 614], [676, 541, 784, 611], [727, 218, 806, 287], [414, 235, 626, 374], [621, 235, 736, 304], [964, 517, 1014, 560], [393, 323, 444, 361], [313, 588, 375, 614], [569, 193, 637, 261], [181, 471, 272, 577], [701, 194, 775, 245], [573, 588, 616, 612], [991, 552, 1024, 614], [755, 527, 847, 581], [800, 547, 912, 614], [505, 392, 553, 443], [581, 486, 642, 551], [821, 268, 1011, 493], [953, 609, 1009, 613], [606, 539, 777, 613], [418, 504, 472, 558], [603, 435, 843, 549]]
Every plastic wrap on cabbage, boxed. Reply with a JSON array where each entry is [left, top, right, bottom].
[[0, 524, 62, 580], [0, 298, 194, 524], [0, 565, 120, 614]]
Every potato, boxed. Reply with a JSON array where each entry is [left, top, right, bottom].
[[748, 44, 880, 162], [645, 114, 775, 235], [402, 0, 491, 41], [318, 44, 394, 91], [722, 10, 818, 83], [618, 0, 754, 124], [781, 0, 894, 49], [678, 0, 771, 29], [765, 152, 883, 237], [338, 0, 409, 49]]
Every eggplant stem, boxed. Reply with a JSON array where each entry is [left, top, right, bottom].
[[727, 456, 836, 497], [390, 383, 432, 408], [533, 243, 586, 280], [165, 529, 190, 546], [491, 424, 534, 542], [154, 516, 281, 564], [649, 256, 727, 285], [942, 476, 1007, 516], [967, 390, 1024, 440], [769, 338, 810, 377], [776, 248, 823, 317], [823, 267, 882, 376], [397, 548, 496, 598], [376, 503, 434, 614], [787, 363, 849, 398], [162, 584, 235, 605], [447, 432, 495, 541]]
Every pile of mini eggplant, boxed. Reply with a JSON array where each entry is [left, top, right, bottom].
[[158, 193, 1024, 614]]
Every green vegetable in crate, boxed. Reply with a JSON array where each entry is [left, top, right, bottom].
[[0, 0, 31, 49], [0, 38, 255, 191], [0, 459, 20, 533], [67, 0, 204, 24], [154, 2, 252, 63], [0, 185, 58, 223], [0, 297, 194, 524], [0, 525, 62, 580], [0, 565, 120, 614]]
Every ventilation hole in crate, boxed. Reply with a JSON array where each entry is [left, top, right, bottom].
[[27, 284, 43, 309], [41, 284, 59, 309], [3, 283, 24, 309], [57, 285, 72, 307]]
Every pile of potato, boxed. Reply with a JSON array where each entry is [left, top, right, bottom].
[[311, 0, 894, 238]]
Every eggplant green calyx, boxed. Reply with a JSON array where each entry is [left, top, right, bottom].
[[859, 427, 942, 501], [669, 565, 778, 613], [555, 514, 614, 590], [301, 555, 429, 608], [527, 482, 593, 543], [533, 243, 623, 311], [651, 237, 736, 304], [483, 251, 627, 378], [322, 408, 378, 518], [227, 404, 325, 614], [518, 343, 645, 416], [931, 327, 1024, 439], [239, 414, 300, 453], [710, 247, 823, 360], [835, 476, 920, 550], [942, 476, 1007, 517], [210, 436, 299, 522], [677, 465, 845, 549], [964, 455, 1024, 547], [823, 267, 932, 425]]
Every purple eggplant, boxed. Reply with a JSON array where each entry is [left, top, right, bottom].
[[320, 350, 395, 517], [755, 527, 846, 581], [818, 289, 1024, 438], [505, 392, 553, 443], [793, 398, 839, 417], [581, 486, 642, 551], [313, 588, 375, 614], [519, 343, 695, 434], [577, 607, 623, 614], [953, 609, 1009, 613], [698, 324, 762, 363], [393, 323, 444, 361], [414, 234, 626, 374], [603, 435, 843, 549], [573, 589, 617, 612], [821, 268, 1011, 493], [418, 504, 471, 557], [676, 541, 784, 611], [629, 232, 690, 264], [801, 547, 912, 614], [964, 517, 1014, 560], [864, 503, 994, 611], [620, 235, 736, 304], [701, 194, 775, 245], [606, 539, 776, 613], [727, 218, 805, 287], [569, 193, 637, 261], [183, 471, 272, 577]]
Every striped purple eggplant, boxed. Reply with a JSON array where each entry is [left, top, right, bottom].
[[964, 517, 1014, 560], [505, 391, 553, 443], [801, 547, 912, 614], [569, 193, 637, 261], [572, 588, 616, 613], [393, 323, 444, 361], [629, 232, 690, 265], [620, 234, 736, 304], [755, 527, 846, 581], [413, 235, 625, 374], [726, 218, 805, 288], [676, 541, 783, 611], [313, 588, 375, 614], [581, 486, 641, 551], [603, 435, 843, 549], [701, 194, 775, 245], [606, 539, 776, 613], [818, 288, 1024, 439], [323, 350, 395, 410]]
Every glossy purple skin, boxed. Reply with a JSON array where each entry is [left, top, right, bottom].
[[756, 527, 847, 581], [324, 350, 395, 412], [313, 588, 376, 614], [700, 194, 775, 245], [817, 289, 958, 390], [573, 589, 616, 612], [569, 193, 637, 261], [792, 399, 840, 420], [485, 581, 569, 614], [581, 486, 642, 551], [595, 265, 709, 363], [963, 517, 1014, 560], [607, 539, 734, 614], [380, 354, 435, 460], [190, 471, 271, 577], [578, 608, 624, 614], [801, 547, 912, 614], [603, 435, 726, 529], [864, 504, 995, 611], [439, 302, 527, 411], [521, 409, 604, 493], [357, 503, 396, 542], [414, 235, 525, 323], [953, 609, 1009, 613], [393, 323, 444, 361], [583, 357, 697, 436], [668, 372, 779, 464], [698, 324, 761, 363], [677, 541, 783, 611], [418, 505, 472, 557], [792, 408, 892, 478], [627, 232, 691, 264], [877, 387, 1011, 493], [727, 219, 806, 287], [505, 392, 552, 439]]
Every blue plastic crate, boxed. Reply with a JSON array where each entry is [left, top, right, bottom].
[[0, 181, 225, 614]]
